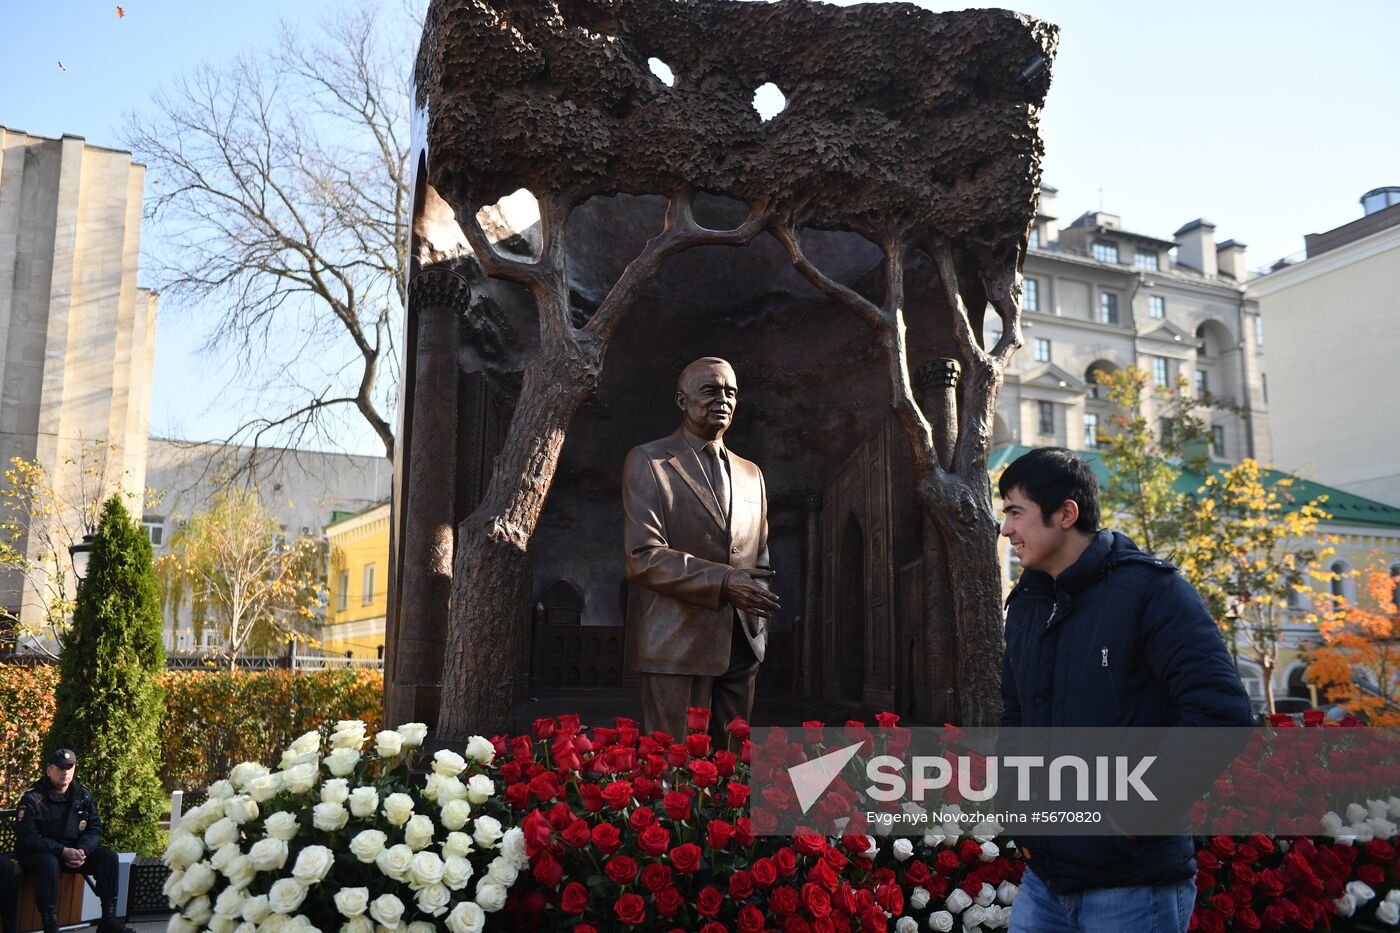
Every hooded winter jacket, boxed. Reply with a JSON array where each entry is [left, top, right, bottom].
[[1000, 529, 1253, 893]]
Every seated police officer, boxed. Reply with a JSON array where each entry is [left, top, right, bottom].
[[16, 749, 134, 933]]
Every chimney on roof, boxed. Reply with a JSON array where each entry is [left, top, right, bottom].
[[1215, 239, 1247, 281], [1174, 219, 1217, 278], [1036, 185, 1058, 244], [1361, 187, 1400, 216]]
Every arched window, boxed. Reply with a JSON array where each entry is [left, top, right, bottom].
[[543, 580, 584, 626], [1329, 560, 1352, 602], [1237, 664, 1264, 703]]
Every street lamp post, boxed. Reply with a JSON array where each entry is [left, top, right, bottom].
[[69, 533, 95, 586]]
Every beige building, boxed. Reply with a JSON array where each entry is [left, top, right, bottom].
[[1247, 189, 1400, 509], [0, 127, 157, 642]]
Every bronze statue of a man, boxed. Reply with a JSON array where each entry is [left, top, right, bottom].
[[622, 357, 780, 742]]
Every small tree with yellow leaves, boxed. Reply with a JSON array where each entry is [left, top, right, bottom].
[[1306, 556, 1400, 724], [158, 486, 325, 666], [1176, 460, 1332, 715]]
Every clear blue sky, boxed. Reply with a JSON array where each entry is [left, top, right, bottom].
[[3, 0, 1397, 453]]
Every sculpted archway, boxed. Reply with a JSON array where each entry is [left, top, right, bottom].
[[393, 0, 1059, 741]]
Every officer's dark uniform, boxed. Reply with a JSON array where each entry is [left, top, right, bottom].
[[0, 852, 17, 933], [16, 750, 133, 933]]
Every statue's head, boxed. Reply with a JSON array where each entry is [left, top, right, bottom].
[[676, 357, 738, 440]]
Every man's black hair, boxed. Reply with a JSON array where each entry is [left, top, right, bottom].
[[998, 447, 1100, 532]]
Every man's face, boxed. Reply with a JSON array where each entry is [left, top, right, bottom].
[[1000, 486, 1073, 574], [677, 362, 738, 440], [47, 762, 75, 792]]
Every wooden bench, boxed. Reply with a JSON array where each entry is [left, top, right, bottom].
[[1, 809, 98, 933]]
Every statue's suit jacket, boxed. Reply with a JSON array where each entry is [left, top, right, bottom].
[[623, 428, 770, 676]]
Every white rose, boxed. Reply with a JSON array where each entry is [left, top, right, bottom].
[[466, 775, 494, 805], [963, 904, 987, 926], [225, 796, 259, 825], [167, 916, 197, 933], [465, 736, 494, 766], [445, 901, 485, 933], [330, 729, 365, 750], [207, 780, 235, 801], [474, 881, 507, 912], [334, 718, 365, 733], [164, 869, 188, 906], [1321, 811, 1345, 835], [229, 763, 269, 792], [975, 882, 996, 907], [945, 888, 972, 914], [375, 731, 404, 758], [247, 773, 283, 803], [979, 841, 1000, 862], [442, 832, 474, 859], [292, 845, 334, 884], [278, 749, 318, 771], [1348, 881, 1377, 904], [241, 894, 270, 924], [909, 887, 930, 910], [233, 924, 256, 933], [322, 778, 350, 805], [996, 881, 1018, 905], [209, 844, 239, 873], [260, 915, 289, 933], [981, 905, 1007, 929], [500, 828, 529, 870], [398, 723, 429, 747], [893, 838, 914, 861], [1388, 889, 1400, 905], [421, 773, 445, 802], [436, 777, 467, 804], [350, 829, 388, 863], [1348, 802, 1370, 824], [247, 837, 289, 872], [1378, 900, 1400, 926], [214, 887, 246, 918], [264, 811, 300, 841], [224, 855, 255, 889], [407, 924, 435, 933], [376, 844, 414, 881], [432, 750, 467, 777], [282, 763, 318, 794], [267, 879, 307, 915], [1334, 893, 1358, 918], [409, 851, 445, 887], [288, 731, 321, 755], [485, 857, 519, 888], [369, 894, 405, 929], [324, 748, 360, 778], [472, 816, 503, 850], [922, 829, 945, 849], [164, 830, 204, 870], [896, 919, 919, 933], [179, 804, 212, 834], [334, 888, 370, 918], [443, 855, 474, 891], [415, 884, 452, 917], [440, 799, 471, 832], [340, 918, 374, 933], [284, 916, 314, 933], [382, 793, 414, 826], [181, 862, 217, 897], [972, 819, 1000, 842], [313, 802, 349, 832], [204, 817, 240, 850], [927, 910, 954, 932], [348, 787, 379, 818], [183, 897, 213, 926], [404, 814, 435, 850]]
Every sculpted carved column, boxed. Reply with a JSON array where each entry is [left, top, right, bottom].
[[915, 358, 961, 472], [386, 266, 470, 730]]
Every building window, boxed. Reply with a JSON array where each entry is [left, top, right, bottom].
[[1150, 295, 1165, 319], [362, 563, 376, 606], [1211, 425, 1226, 458], [337, 571, 349, 612], [1083, 413, 1100, 449], [1092, 241, 1118, 263], [141, 519, 164, 547], [1034, 338, 1051, 362], [1262, 373, 1268, 403], [1195, 370, 1209, 396], [1098, 292, 1119, 325], [1330, 560, 1351, 601], [1151, 356, 1169, 387], [1028, 227, 1041, 248], [1024, 277, 1039, 312], [1037, 401, 1054, 436], [1254, 316, 1264, 347], [1134, 248, 1159, 271]]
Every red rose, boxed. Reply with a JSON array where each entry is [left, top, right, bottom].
[[1368, 840, 1398, 863], [1210, 893, 1235, 918], [808, 859, 839, 892], [575, 927, 597, 933], [904, 859, 931, 886], [521, 810, 552, 855], [876, 882, 903, 915], [801, 883, 832, 919], [505, 783, 530, 809], [1235, 907, 1261, 931], [701, 924, 727, 933], [738, 904, 766, 933], [821, 847, 849, 872], [638, 825, 671, 857], [774, 847, 798, 877], [606, 746, 636, 771], [551, 739, 582, 772], [1210, 837, 1235, 859], [606, 855, 639, 885], [579, 784, 605, 812], [752, 857, 778, 888], [662, 791, 693, 821], [1196, 850, 1220, 871], [655, 887, 684, 917], [794, 833, 826, 856], [727, 717, 751, 740], [958, 838, 983, 864], [770, 885, 800, 915], [666, 744, 689, 767], [686, 707, 713, 733], [532, 850, 564, 886], [729, 870, 755, 900], [1197, 909, 1224, 933], [669, 843, 703, 874], [557, 713, 581, 733], [628, 807, 656, 832], [803, 720, 825, 743], [935, 850, 961, 874], [1360, 863, 1385, 886], [708, 820, 736, 850], [561, 818, 592, 849], [689, 760, 720, 787], [874, 712, 900, 728], [640, 863, 672, 893], [687, 733, 712, 758], [714, 750, 737, 777], [591, 823, 623, 855], [533, 718, 557, 740], [560, 882, 589, 915], [697, 886, 725, 917], [613, 893, 646, 926], [728, 782, 750, 809], [782, 918, 810, 933], [602, 780, 634, 810]]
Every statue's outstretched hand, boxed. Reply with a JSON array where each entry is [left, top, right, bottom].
[[726, 568, 780, 618]]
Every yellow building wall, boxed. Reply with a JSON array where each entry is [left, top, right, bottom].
[[321, 503, 390, 659]]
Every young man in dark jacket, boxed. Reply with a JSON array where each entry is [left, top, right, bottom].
[[16, 749, 136, 933], [998, 448, 1253, 933]]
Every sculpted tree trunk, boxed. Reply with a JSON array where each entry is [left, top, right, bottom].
[[775, 223, 1024, 727], [436, 190, 770, 742]]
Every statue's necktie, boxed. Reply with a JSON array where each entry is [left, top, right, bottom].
[[704, 441, 730, 522]]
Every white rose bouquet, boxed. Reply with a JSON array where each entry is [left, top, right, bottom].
[[162, 721, 525, 933]]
